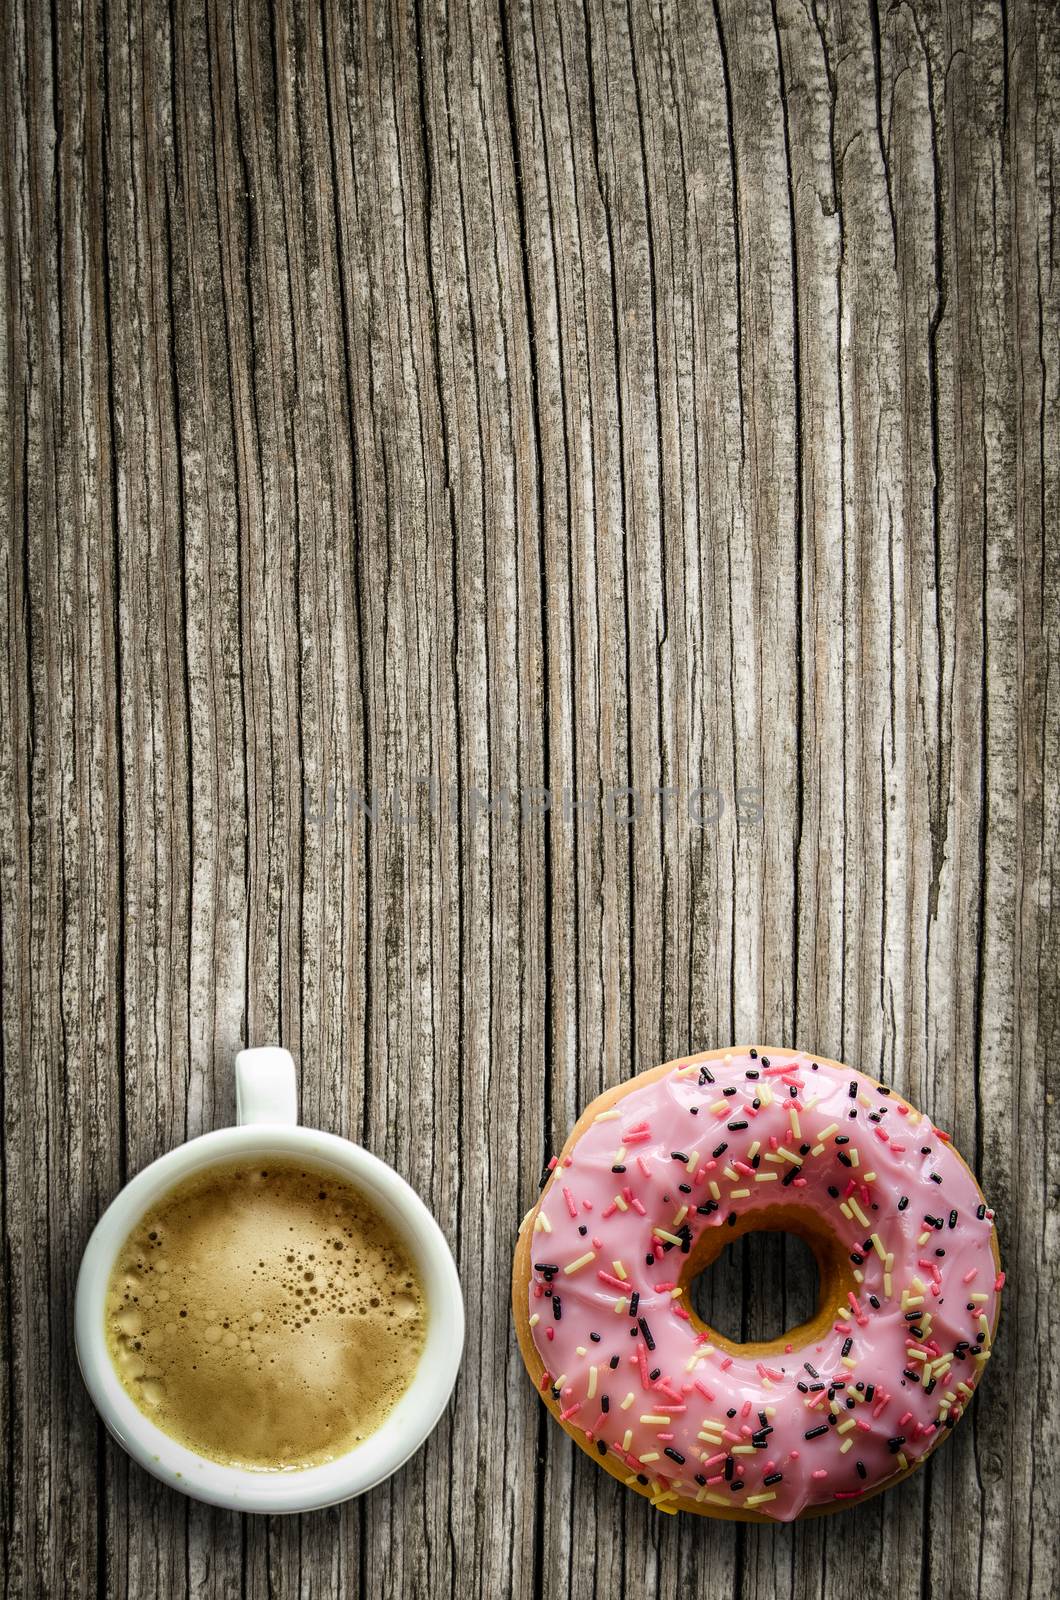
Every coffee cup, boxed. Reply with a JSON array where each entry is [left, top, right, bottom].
[[75, 1048, 464, 1512]]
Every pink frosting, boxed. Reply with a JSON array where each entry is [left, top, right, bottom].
[[526, 1050, 1001, 1521]]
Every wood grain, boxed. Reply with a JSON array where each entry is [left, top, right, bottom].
[[1, 1, 1056, 1597]]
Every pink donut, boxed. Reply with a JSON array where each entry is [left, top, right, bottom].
[[512, 1048, 1002, 1522]]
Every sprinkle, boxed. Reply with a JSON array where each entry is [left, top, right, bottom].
[[745, 1491, 777, 1507], [594, 1109, 621, 1122], [653, 1228, 683, 1247], [731, 1188, 750, 1199], [563, 1252, 595, 1275], [639, 1414, 671, 1425], [755, 1172, 778, 1183], [587, 1366, 598, 1400]]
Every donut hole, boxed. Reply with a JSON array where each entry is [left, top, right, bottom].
[[687, 1229, 820, 1344]]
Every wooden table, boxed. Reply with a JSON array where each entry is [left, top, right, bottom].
[[3, 2, 1057, 1596]]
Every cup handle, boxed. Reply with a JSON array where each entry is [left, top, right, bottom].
[[235, 1047, 299, 1126]]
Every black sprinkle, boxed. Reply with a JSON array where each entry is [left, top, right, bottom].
[[713, 1143, 729, 1159], [805, 1363, 820, 1378], [601, 1395, 609, 1411], [849, 1081, 858, 1098], [597, 1439, 607, 1454], [898, 1196, 909, 1211], [609, 1355, 620, 1369], [629, 1292, 640, 1318], [695, 1474, 707, 1486], [805, 1425, 828, 1440], [841, 1338, 853, 1357], [887, 1436, 906, 1452], [671, 1152, 689, 1163], [699, 1066, 715, 1085], [930, 1172, 943, 1185], [552, 1296, 562, 1320], [727, 1120, 749, 1132], [723, 1086, 737, 1097], [749, 1049, 758, 1059], [590, 1331, 601, 1342], [664, 1448, 685, 1464], [828, 1185, 840, 1198], [579, 1225, 588, 1236], [638, 1318, 656, 1352], [976, 1203, 987, 1219], [727, 1210, 738, 1225], [948, 1210, 958, 1228], [856, 1460, 867, 1480], [764, 1472, 783, 1486]]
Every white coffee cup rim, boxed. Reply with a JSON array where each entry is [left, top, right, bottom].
[[75, 1048, 464, 1513]]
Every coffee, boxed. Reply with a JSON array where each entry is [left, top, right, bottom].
[[104, 1159, 426, 1470]]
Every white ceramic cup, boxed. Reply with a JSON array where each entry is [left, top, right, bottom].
[[75, 1047, 464, 1512]]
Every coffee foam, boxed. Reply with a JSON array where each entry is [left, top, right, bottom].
[[104, 1159, 427, 1470]]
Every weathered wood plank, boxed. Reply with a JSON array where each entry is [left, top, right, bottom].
[[1, 1, 1056, 1598]]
